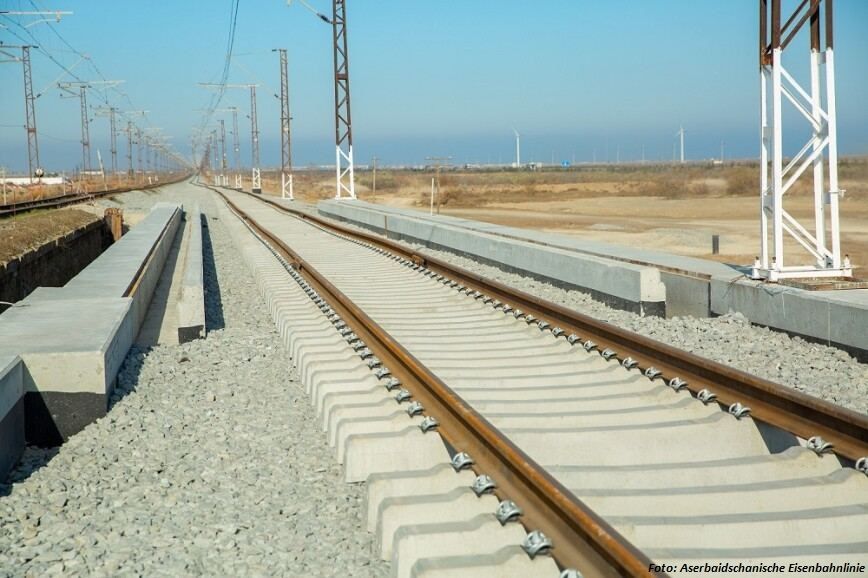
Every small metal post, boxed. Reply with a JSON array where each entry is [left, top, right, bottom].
[[712, 234, 720, 255], [426, 156, 451, 215]]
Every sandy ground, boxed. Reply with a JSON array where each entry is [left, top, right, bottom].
[[237, 162, 868, 273], [439, 195, 868, 269]]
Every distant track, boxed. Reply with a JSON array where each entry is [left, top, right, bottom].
[[0, 174, 192, 219], [209, 182, 868, 576]]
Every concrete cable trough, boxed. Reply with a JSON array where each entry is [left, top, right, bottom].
[[213, 185, 868, 578]]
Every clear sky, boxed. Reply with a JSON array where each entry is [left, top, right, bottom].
[[1, 0, 867, 173]]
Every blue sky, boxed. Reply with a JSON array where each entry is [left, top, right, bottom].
[[1, 0, 867, 172]]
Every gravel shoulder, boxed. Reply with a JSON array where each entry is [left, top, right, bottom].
[[0, 186, 388, 577], [301, 204, 868, 415]]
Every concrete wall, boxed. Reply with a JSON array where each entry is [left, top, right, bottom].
[[0, 219, 111, 315], [711, 278, 868, 362]]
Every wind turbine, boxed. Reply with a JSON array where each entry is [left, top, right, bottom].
[[676, 126, 686, 163], [512, 128, 521, 169]]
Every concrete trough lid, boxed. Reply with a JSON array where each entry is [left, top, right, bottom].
[[177, 204, 206, 343], [65, 202, 182, 298]]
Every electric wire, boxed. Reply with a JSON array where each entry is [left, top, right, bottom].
[[1, 2, 184, 168], [192, 0, 242, 165]]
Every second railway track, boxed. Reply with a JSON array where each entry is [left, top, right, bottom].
[[209, 183, 868, 577]]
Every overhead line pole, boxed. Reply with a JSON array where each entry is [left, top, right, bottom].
[[332, 0, 355, 199], [1, 45, 43, 181], [123, 121, 133, 176], [286, 1, 357, 199], [231, 106, 241, 189], [22, 47, 41, 182], [219, 118, 228, 185], [94, 106, 119, 174], [79, 86, 90, 173], [249, 85, 261, 193], [58, 81, 123, 177], [198, 83, 260, 192], [274, 47, 293, 200]]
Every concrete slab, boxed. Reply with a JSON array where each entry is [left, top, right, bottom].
[[343, 427, 451, 483], [66, 202, 181, 327], [391, 515, 530, 578], [177, 205, 205, 343], [0, 295, 133, 445], [366, 464, 477, 532], [378, 488, 500, 558], [411, 545, 560, 578], [545, 447, 841, 491], [0, 355, 24, 479], [335, 413, 424, 462]]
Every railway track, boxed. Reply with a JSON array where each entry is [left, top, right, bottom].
[[0, 174, 191, 218], [209, 184, 868, 577]]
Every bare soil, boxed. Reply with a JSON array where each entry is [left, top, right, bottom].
[[0, 209, 100, 265]]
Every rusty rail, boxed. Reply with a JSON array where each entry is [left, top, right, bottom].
[[226, 188, 868, 463], [213, 186, 661, 578]]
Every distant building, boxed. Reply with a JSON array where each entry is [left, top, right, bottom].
[[0, 176, 69, 186]]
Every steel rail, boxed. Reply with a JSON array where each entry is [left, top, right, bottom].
[[212, 186, 662, 578], [0, 173, 192, 219], [223, 188, 868, 463]]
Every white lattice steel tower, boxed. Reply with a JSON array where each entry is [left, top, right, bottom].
[[755, 0, 851, 281]]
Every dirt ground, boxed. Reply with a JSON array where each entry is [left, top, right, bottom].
[[252, 160, 868, 272], [0, 209, 101, 265]]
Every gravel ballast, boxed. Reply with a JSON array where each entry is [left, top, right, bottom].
[[0, 187, 388, 577]]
